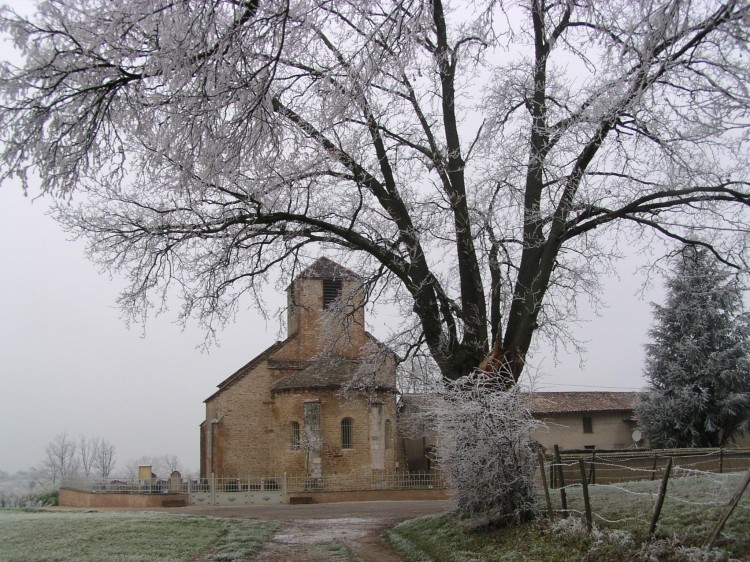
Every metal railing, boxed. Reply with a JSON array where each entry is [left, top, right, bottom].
[[61, 476, 186, 494], [284, 471, 445, 493], [189, 476, 284, 493]]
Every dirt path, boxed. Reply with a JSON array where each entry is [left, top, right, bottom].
[[253, 516, 402, 562], [175, 500, 453, 561]]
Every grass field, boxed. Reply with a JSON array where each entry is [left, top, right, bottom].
[[0, 510, 279, 561], [3, 471, 748, 561], [388, 471, 750, 562]]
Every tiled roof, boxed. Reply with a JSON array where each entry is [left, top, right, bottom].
[[297, 257, 360, 280], [400, 391, 640, 415], [531, 392, 639, 414], [272, 355, 396, 393]]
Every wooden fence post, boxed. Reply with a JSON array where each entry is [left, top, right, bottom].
[[649, 457, 672, 536], [719, 449, 724, 474], [651, 452, 658, 481], [705, 469, 750, 548], [538, 451, 553, 518], [579, 459, 592, 532], [589, 450, 596, 484], [553, 445, 568, 518], [550, 455, 556, 488]]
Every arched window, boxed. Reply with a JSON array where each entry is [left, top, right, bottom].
[[290, 421, 300, 450], [341, 418, 353, 449], [384, 419, 392, 449]]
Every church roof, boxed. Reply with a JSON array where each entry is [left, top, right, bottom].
[[296, 256, 360, 280], [204, 337, 292, 402], [272, 355, 396, 393]]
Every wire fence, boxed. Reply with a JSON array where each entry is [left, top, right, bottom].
[[541, 447, 750, 488], [537, 447, 750, 546]]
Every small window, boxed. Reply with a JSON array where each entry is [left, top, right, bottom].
[[323, 279, 342, 309], [582, 416, 593, 434], [290, 422, 300, 450], [341, 418, 353, 449], [385, 420, 392, 449]]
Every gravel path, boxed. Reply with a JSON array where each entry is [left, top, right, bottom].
[[175, 500, 453, 561]]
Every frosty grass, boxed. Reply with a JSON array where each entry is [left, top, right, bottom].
[[0, 510, 279, 561]]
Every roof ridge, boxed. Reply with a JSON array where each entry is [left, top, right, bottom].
[[297, 256, 360, 280]]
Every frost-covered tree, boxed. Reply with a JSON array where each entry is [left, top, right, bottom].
[[636, 246, 750, 448], [1, 1, 750, 385], [410, 370, 541, 523]]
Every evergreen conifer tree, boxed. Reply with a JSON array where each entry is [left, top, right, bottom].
[[636, 246, 750, 448]]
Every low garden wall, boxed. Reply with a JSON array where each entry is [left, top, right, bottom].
[[286, 487, 451, 504], [59, 488, 188, 508]]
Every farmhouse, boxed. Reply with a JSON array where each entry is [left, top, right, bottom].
[[530, 391, 642, 450], [399, 391, 645, 470], [200, 257, 405, 481]]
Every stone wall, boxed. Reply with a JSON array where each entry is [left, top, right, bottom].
[[286, 276, 368, 358], [271, 389, 404, 477], [202, 262, 403, 480], [201, 258, 406, 478], [59, 488, 188, 508], [206, 384, 404, 478], [286, 488, 451, 504], [204, 357, 281, 477]]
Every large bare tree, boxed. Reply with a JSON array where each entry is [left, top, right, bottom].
[[1, 0, 748, 384]]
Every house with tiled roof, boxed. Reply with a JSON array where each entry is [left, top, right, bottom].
[[531, 391, 643, 450], [398, 391, 645, 470], [200, 257, 404, 481]]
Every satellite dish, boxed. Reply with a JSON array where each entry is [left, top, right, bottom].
[[632, 429, 643, 442]]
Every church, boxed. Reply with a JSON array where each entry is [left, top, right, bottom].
[[200, 257, 404, 481]]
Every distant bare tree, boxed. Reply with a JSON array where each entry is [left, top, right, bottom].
[[123, 455, 182, 479], [92, 438, 116, 478], [78, 435, 95, 477], [42, 432, 78, 487], [161, 455, 182, 474]]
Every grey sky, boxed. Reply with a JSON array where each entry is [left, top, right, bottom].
[[0, 180, 654, 475]]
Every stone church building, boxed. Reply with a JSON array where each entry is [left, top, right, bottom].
[[200, 257, 404, 481]]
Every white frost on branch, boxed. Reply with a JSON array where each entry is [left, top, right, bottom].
[[411, 370, 543, 524]]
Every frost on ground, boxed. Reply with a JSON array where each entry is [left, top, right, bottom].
[[273, 517, 370, 544], [0, 510, 277, 562], [255, 517, 401, 562]]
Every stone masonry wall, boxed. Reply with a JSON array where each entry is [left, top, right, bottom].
[[203, 263, 402, 480], [204, 359, 281, 477], [271, 389, 401, 477], [285, 277, 367, 359]]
